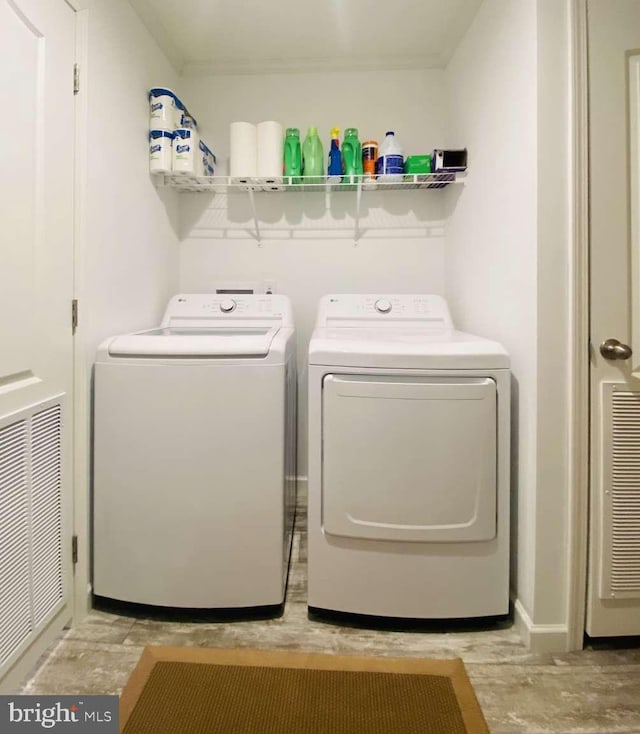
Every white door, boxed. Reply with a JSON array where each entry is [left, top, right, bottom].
[[0, 0, 75, 683], [587, 0, 640, 636]]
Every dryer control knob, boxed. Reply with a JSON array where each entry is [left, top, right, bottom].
[[375, 298, 392, 314], [220, 299, 237, 313]]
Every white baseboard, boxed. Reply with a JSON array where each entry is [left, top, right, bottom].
[[296, 476, 308, 502], [514, 599, 571, 653]]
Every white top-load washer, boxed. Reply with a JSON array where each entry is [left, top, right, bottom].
[[307, 294, 510, 619], [93, 294, 296, 610]]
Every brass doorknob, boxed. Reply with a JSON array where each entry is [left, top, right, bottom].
[[600, 338, 633, 360]]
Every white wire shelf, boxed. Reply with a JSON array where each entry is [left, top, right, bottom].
[[157, 172, 466, 193], [156, 171, 466, 245]]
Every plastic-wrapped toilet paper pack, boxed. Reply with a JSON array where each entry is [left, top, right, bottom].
[[149, 87, 177, 131], [149, 130, 174, 173], [173, 127, 200, 176]]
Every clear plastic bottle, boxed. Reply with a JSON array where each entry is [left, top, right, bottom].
[[376, 131, 404, 183]]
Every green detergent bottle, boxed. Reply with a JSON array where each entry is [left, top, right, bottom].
[[302, 126, 324, 184], [284, 128, 302, 184], [342, 128, 363, 183]]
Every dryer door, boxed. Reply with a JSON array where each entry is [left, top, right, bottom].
[[322, 375, 497, 542]]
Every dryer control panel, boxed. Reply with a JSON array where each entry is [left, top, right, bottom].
[[317, 294, 453, 331]]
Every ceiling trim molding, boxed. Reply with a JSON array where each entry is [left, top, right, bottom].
[[181, 53, 447, 77]]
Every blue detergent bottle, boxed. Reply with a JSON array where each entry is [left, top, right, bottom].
[[327, 127, 342, 183]]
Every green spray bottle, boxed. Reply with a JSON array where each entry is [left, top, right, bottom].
[[284, 128, 302, 184], [342, 128, 363, 183]]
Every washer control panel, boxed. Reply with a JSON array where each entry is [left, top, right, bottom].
[[162, 294, 294, 327]]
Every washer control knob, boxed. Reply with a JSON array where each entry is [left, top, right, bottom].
[[375, 298, 392, 314], [220, 299, 237, 313]]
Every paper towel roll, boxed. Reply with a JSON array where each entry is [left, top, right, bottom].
[[229, 121, 257, 183], [256, 121, 284, 188]]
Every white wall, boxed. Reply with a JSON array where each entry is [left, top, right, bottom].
[[82, 0, 181, 347], [445, 0, 539, 617], [179, 70, 450, 472], [74, 0, 181, 617]]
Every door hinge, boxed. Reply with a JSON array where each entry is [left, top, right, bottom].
[[72, 299, 78, 334], [72, 535, 78, 565], [73, 63, 79, 95]]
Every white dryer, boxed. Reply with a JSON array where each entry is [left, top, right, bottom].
[[307, 294, 510, 619], [93, 294, 296, 610]]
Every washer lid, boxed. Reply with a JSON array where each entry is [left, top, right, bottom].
[[108, 326, 279, 357], [309, 328, 509, 369]]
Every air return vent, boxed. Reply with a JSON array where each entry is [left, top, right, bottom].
[[600, 384, 640, 599], [31, 405, 63, 625], [0, 399, 64, 672], [0, 420, 30, 667]]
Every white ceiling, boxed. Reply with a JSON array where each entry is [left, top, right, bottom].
[[129, 0, 483, 75]]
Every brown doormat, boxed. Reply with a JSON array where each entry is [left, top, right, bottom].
[[120, 646, 489, 734]]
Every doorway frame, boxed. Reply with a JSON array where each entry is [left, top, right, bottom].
[[567, 0, 590, 652], [60, 0, 594, 648], [69, 1, 91, 624]]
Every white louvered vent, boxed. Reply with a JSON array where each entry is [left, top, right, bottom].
[[600, 385, 640, 599], [0, 420, 31, 667], [0, 398, 64, 674], [30, 405, 63, 625]]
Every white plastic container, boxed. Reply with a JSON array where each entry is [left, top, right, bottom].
[[149, 88, 177, 132], [149, 130, 174, 174], [172, 128, 198, 175], [376, 131, 404, 183]]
